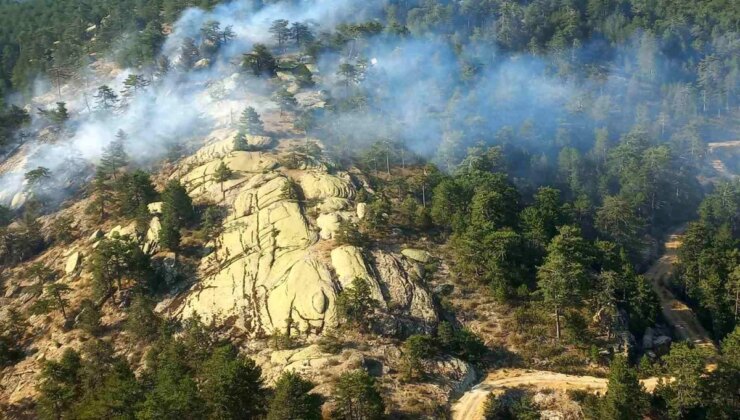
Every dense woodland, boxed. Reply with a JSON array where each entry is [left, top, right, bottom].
[[0, 0, 738, 418]]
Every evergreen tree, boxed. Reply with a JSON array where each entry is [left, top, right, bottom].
[[99, 130, 129, 180], [213, 161, 233, 198], [268, 371, 323, 420], [199, 344, 267, 419], [269, 19, 291, 49], [93, 85, 119, 110], [537, 226, 590, 339], [125, 295, 160, 341], [237, 106, 264, 135], [241, 44, 276, 76], [335, 277, 377, 332], [121, 74, 150, 98], [273, 87, 298, 116], [36, 349, 82, 419], [161, 180, 195, 225], [76, 299, 102, 336], [332, 370, 385, 420], [600, 355, 648, 419]]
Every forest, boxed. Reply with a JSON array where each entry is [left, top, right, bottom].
[[0, 0, 738, 418]]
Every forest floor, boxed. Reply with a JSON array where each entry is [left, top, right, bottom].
[[450, 226, 714, 420]]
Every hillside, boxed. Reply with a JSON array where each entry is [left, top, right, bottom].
[[0, 1, 739, 419]]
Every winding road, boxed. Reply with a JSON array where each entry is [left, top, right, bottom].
[[450, 227, 714, 420]]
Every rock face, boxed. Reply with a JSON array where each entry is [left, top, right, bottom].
[[174, 139, 438, 338], [401, 248, 433, 264], [65, 252, 81, 275]]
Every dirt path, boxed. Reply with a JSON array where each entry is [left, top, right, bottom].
[[451, 227, 713, 420], [451, 369, 664, 420], [645, 228, 715, 348]]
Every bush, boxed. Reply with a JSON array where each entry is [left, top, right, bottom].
[[335, 278, 377, 332], [437, 322, 488, 363], [76, 299, 102, 336], [401, 334, 438, 381], [317, 330, 344, 354], [267, 372, 323, 420], [482, 389, 538, 420], [334, 220, 367, 247]]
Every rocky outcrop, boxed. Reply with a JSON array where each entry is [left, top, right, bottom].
[[401, 248, 433, 264], [174, 138, 438, 339]]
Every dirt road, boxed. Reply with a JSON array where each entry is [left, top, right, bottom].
[[451, 227, 713, 420], [451, 369, 665, 420], [645, 228, 715, 348]]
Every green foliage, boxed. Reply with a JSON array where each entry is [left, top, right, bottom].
[[436, 322, 488, 363], [656, 342, 713, 419], [401, 334, 438, 381], [599, 355, 649, 419], [332, 370, 385, 420], [237, 106, 264, 136], [99, 130, 129, 178], [36, 349, 82, 419], [537, 226, 591, 339], [114, 169, 158, 216], [335, 277, 377, 333], [48, 214, 77, 244], [199, 344, 267, 419], [482, 389, 538, 420], [30, 282, 72, 320], [76, 299, 102, 336], [161, 180, 195, 226], [334, 220, 368, 247], [89, 234, 153, 299], [125, 295, 160, 342], [268, 371, 323, 420], [242, 43, 277, 76]]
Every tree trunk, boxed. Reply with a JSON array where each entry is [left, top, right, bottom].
[[555, 307, 561, 340]]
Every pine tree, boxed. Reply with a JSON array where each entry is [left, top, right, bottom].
[[94, 85, 119, 110], [241, 44, 277, 76], [99, 130, 129, 180], [600, 355, 648, 419], [213, 161, 233, 198], [273, 87, 297, 116], [332, 370, 385, 420], [199, 344, 267, 419], [238, 106, 264, 135], [267, 371, 323, 420], [178, 37, 200, 70], [86, 168, 113, 222], [158, 211, 181, 257], [161, 180, 195, 225], [269, 19, 291, 49], [121, 74, 150, 98]]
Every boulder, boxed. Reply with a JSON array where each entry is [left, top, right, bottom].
[[401, 248, 433, 264], [356, 202, 367, 220], [148, 202, 163, 215], [330, 245, 384, 303], [88, 229, 104, 243], [653, 335, 672, 356], [299, 172, 355, 200], [317, 213, 342, 240], [433, 284, 454, 296], [65, 252, 81, 275], [642, 327, 655, 350], [142, 217, 161, 254], [245, 135, 274, 149], [194, 58, 211, 69], [10, 192, 26, 209]]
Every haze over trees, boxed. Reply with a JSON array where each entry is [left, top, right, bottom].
[[0, 0, 737, 418]]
